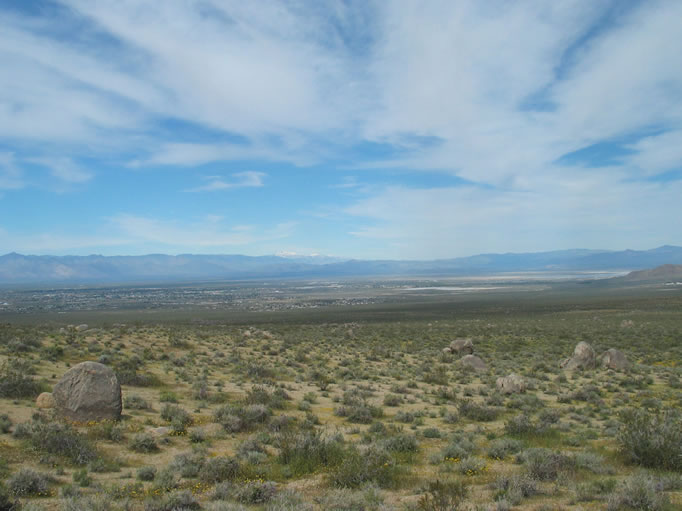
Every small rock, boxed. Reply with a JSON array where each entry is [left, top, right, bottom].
[[460, 354, 487, 371], [600, 348, 629, 370], [496, 373, 527, 394], [36, 392, 55, 409], [560, 341, 596, 370], [148, 427, 170, 436], [75, 324, 89, 332], [442, 347, 453, 355]]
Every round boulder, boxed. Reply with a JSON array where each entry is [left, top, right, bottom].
[[560, 341, 596, 370], [53, 361, 122, 422], [450, 338, 474, 355], [496, 373, 526, 394], [600, 348, 629, 371], [460, 354, 487, 372], [36, 392, 55, 409]]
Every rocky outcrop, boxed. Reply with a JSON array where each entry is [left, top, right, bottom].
[[560, 342, 596, 370], [448, 338, 474, 355], [600, 348, 629, 370], [53, 361, 122, 422], [496, 373, 526, 394], [460, 354, 487, 371]]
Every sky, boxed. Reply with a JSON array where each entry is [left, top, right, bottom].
[[0, 0, 681, 260]]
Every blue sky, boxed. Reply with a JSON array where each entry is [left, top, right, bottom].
[[1, 0, 681, 259]]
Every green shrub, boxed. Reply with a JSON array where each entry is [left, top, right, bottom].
[[16, 420, 96, 465], [517, 448, 575, 481], [129, 433, 158, 453], [0, 413, 11, 434], [160, 404, 192, 433], [123, 394, 150, 410], [458, 401, 499, 422], [214, 404, 271, 433], [159, 391, 179, 403], [617, 408, 682, 471], [0, 360, 46, 399], [144, 489, 200, 511], [329, 446, 401, 489], [606, 473, 671, 511], [383, 394, 403, 406], [137, 466, 156, 481], [318, 486, 384, 510], [199, 456, 240, 483], [382, 433, 419, 453], [7, 468, 52, 497], [417, 479, 468, 511], [170, 449, 206, 478], [232, 480, 277, 504], [0, 481, 20, 510], [504, 414, 536, 435], [265, 489, 313, 511], [487, 438, 523, 460], [335, 403, 383, 424], [278, 431, 346, 476], [492, 474, 540, 506]]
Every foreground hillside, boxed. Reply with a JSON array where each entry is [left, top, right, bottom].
[[1, 294, 682, 510]]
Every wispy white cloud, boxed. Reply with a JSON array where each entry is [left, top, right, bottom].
[[109, 213, 295, 249], [0, 1, 680, 256], [0, 152, 24, 190], [345, 173, 682, 259], [0, 215, 296, 255], [186, 171, 266, 192], [29, 157, 93, 183]]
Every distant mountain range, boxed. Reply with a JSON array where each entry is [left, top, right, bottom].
[[1, 245, 682, 284]]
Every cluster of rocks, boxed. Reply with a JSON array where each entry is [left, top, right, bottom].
[[560, 341, 629, 371], [443, 338, 487, 372], [438, 338, 630, 395], [36, 361, 122, 422]]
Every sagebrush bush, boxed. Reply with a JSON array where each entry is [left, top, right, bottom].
[[14, 419, 96, 465], [7, 468, 51, 497], [458, 400, 499, 422], [137, 466, 156, 481], [417, 479, 468, 511], [0, 360, 46, 399], [199, 456, 240, 483], [277, 430, 346, 476], [123, 394, 150, 410], [617, 407, 682, 471], [232, 480, 277, 504], [517, 448, 575, 481], [606, 473, 671, 511], [129, 433, 158, 453], [160, 404, 192, 433], [0, 413, 11, 434], [144, 489, 200, 511], [487, 438, 523, 460], [329, 446, 401, 489]]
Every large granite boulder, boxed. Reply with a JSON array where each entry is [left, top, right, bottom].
[[560, 341, 596, 370], [449, 338, 474, 355], [600, 348, 629, 371], [53, 361, 122, 422], [460, 354, 487, 372], [496, 373, 526, 394]]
